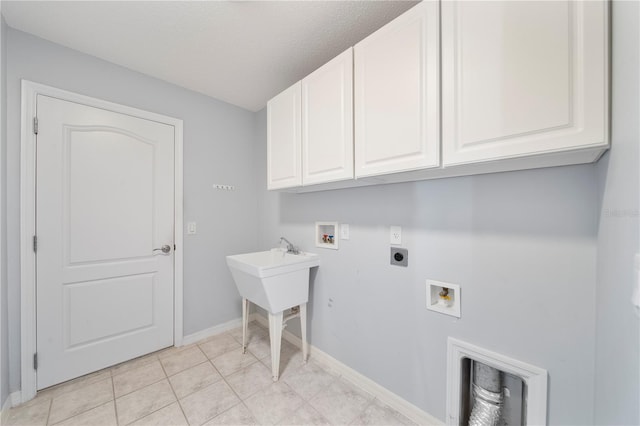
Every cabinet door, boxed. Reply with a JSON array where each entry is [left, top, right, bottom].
[[354, 1, 440, 178], [442, 1, 608, 166], [267, 82, 302, 189], [302, 48, 354, 186]]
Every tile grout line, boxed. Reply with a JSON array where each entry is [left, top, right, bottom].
[[256, 317, 403, 424], [44, 397, 53, 426], [23, 368, 112, 425], [238, 401, 259, 425], [284, 364, 340, 425], [121, 341, 245, 425], [201, 342, 248, 425], [201, 331, 291, 425], [238, 333, 315, 425], [116, 376, 166, 399], [46, 377, 114, 426], [209, 344, 261, 378], [297, 371, 341, 407], [111, 375, 120, 426], [113, 361, 167, 400], [166, 359, 216, 399], [110, 354, 160, 378], [118, 356, 181, 425], [38, 369, 112, 403], [272, 383, 307, 426], [158, 347, 190, 426]]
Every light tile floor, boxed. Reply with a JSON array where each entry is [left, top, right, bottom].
[[6, 322, 416, 426]]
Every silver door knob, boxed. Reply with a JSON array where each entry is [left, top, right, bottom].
[[153, 244, 172, 254]]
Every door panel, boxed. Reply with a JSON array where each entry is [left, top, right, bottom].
[[65, 275, 155, 347], [36, 94, 175, 389], [302, 48, 354, 185], [66, 129, 154, 264], [442, 0, 608, 165], [267, 82, 302, 189], [354, 1, 440, 177]]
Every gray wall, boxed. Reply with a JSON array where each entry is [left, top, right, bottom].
[[254, 111, 598, 424], [5, 29, 259, 393], [594, 1, 640, 424], [1, 14, 10, 410]]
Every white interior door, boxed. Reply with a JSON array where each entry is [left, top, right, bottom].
[[36, 94, 175, 390]]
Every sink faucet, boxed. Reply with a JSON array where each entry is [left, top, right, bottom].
[[280, 237, 300, 254]]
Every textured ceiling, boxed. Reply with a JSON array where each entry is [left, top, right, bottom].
[[2, 1, 418, 111]]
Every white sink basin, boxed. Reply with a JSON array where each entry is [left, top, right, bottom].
[[226, 248, 319, 314]]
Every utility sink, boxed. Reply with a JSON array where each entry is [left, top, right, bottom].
[[226, 248, 319, 314], [226, 247, 319, 381]]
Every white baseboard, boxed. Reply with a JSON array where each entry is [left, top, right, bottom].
[[253, 314, 443, 426], [1, 390, 21, 422], [1, 392, 12, 424], [10, 391, 21, 407], [181, 314, 257, 346]]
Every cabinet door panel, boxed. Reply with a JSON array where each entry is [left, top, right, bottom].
[[442, 0, 608, 166], [302, 49, 353, 186], [354, 1, 440, 177], [267, 82, 302, 189]]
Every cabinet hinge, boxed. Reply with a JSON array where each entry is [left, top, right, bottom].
[[33, 353, 38, 370], [33, 235, 37, 253], [33, 117, 39, 135], [174, 244, 177, 251]]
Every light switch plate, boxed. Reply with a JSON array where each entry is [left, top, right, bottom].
[[187, 222, 197, 235], [390, 226, 402, 245], [341, 224, 350, 240]]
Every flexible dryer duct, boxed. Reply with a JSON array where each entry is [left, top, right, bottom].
[[468, 362, 504, 426]]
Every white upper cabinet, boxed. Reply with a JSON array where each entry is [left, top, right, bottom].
[[267, 82, 302, 189], [267, 0, 609, 191], [354, 1, 440, 178], [302, 48, 354, 186], [442, 1, 609, 166]]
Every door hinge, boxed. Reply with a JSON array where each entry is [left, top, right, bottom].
[[33, 235, 38, 253], [33, 117, 39, 135], [174, 244, 176, 251], [33, 353, 38, 370]]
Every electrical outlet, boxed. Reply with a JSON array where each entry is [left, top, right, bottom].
[[390, 247, 408, 267], [390, 226, 402, 245]]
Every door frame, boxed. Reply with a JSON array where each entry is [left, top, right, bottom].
[[19, 80, 184, 402]]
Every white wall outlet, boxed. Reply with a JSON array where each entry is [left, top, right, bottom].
[[390, 226, 402, 245], [341, 224, 350, 240], [187, 222, 197, 235]]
